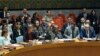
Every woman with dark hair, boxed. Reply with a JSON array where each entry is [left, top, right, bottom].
[[31, 12, 40, 24], [0, 30, 11, 46], [89, 9, 98, 34], [1, 19, 13, 35], [89, 10, 97, 26], [11, 21, 25, 43]]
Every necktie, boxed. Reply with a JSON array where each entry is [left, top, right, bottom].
[[4, 11, 6, 18], [87, 31, 89, 38], [72, 29, 74, 38]]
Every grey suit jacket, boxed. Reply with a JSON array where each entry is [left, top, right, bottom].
[[54, 32, 63, 39], [64, 26, 79, 39]]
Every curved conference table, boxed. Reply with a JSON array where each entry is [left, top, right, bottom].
[[4, 41, 100, 56]]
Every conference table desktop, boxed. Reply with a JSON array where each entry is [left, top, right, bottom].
[[1, 39, 100, 56]]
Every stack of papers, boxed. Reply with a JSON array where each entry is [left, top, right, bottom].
[[11, 44, 21, 47], [83, 38, 96, 41]]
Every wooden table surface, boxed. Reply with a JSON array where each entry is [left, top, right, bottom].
[[3, 41, 100, 56]]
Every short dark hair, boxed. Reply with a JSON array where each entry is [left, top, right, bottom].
[[46, 10, 50, 13]]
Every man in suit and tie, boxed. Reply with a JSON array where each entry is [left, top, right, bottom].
[[76, 8, 89, 26], [18, 8, 30, 24], [80, 24, 96, 39], [0, 7, 9, 19], [64, 22, 80, 39], [78, 17, 86, 30], [19, 8, 30, 18], [53, 25, 63, 39], [61, 17, 73, 36]]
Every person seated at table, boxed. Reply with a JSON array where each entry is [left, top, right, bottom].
[[34, 20, 45, 40], [25, 25, 38, 42], [1, 22, 12, 41], [11, 21, 25, 43], [32, 21, 43, 40], [64, 22, 80, 39], [0, 30, 11, 46], [61, 17, 73, 36], [53, 25, 63, 39], [80, 24, 96, 39], [40, 18, 49, 34], [44, 23, 55, 40]]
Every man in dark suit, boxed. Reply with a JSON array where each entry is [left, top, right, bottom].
[[53, 25, 63, 39], [78, 17, 86, 31], [18, 8, 30, 25], [80, 24, 96, 38], [0, 7, 9, 19], [44, 24, 55, 40], [76, 8, 89, 26], [19, 8, 30, 18]]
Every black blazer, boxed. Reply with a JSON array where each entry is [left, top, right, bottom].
[[0, 11, 8, 19], [76, 12, 90, 25], [11, 28, 25, 43]]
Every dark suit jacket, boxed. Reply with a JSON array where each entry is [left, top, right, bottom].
[[76, 12, 89, 26], [64, 26, 79, 38], [80, 27, 96, 38], [61, 23, 68, 34], [0, 11, 8, 18], [11, 28, 25, 43]]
